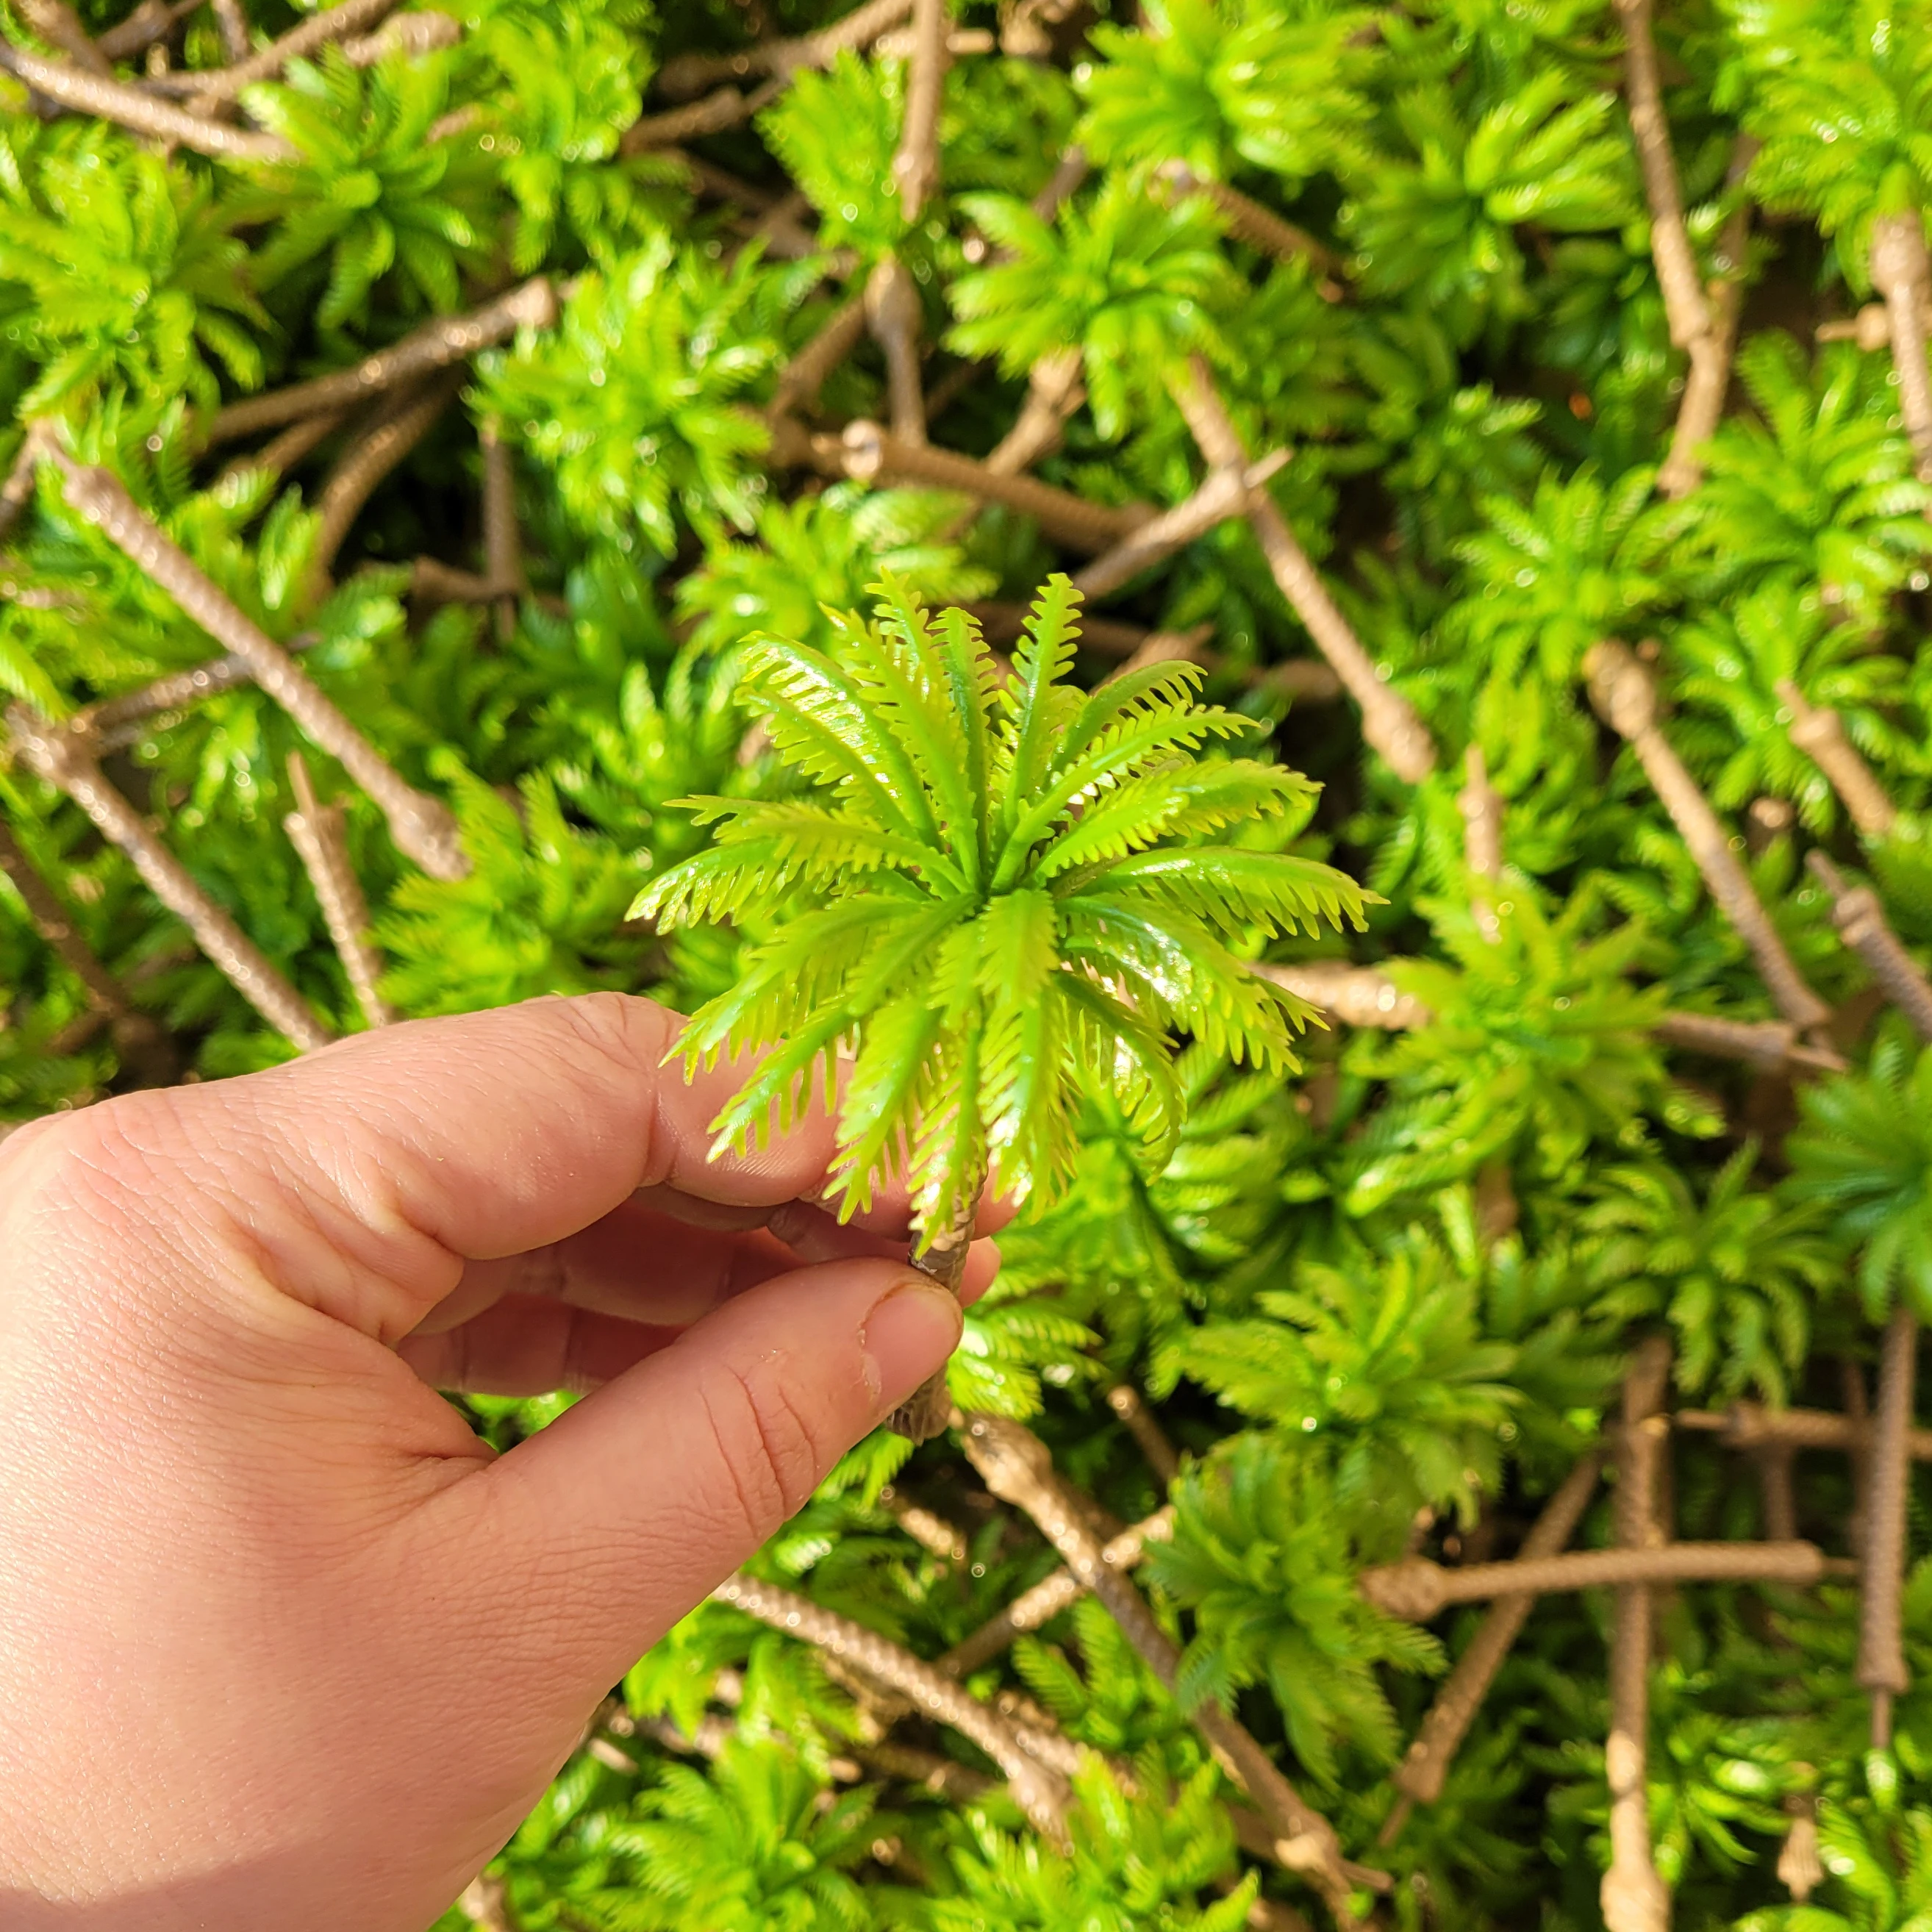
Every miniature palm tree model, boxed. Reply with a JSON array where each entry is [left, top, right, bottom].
[[637, 573, 1367, 1438]]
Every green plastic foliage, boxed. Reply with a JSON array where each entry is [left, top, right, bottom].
[[0, 126, 265, 418], [1148, 1432, 1443, 1786], [1787, 1031, 1932, 1323], [933, 1753, 1256, 1932], [640, 576, 1364, 1239], [760, 51, 909, 259], [1078, 0, 1378, 187], [1664, 337, 1932, 634], [1730, 0, 1932, 285], [1344, 68, 1640, 344], [948, 176, 1235, 438], [376, 764, 651, 1014], [478, 236, 781, 555], [1343, 888, 1708, 1215], [1170, 1234, 1521, 1529], [232, 49, 495, 331], [1582, 1145, 1837, 1403]]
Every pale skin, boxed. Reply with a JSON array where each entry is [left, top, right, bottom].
[[0, 992, 992, 1929]]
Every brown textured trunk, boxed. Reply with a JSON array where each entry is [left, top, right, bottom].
[[50, 451, 468, 883], [1859, 1309, 1918, 1747], [1387, 1450, 1602, 1820], [1778, 683, 1897, 838], [283, 754, 393, 1033], [1603, 1339, 1672, 1932], [205, 279, 557, 446], [839, 420, 1150, 551], [712, 1569, 1069, 1839], [1807, 854, 1932, 1042], [888, 1184, 977, 1442], [1870, 212, 1932, 487], [960, 1412, 1370, 1924], [10, 709, 334, 1053], [890, 0, 949, 221], [1587, 643, 1831, 1034], [0, 818, 172, 1081], [1360, 1539, 1828, 1620], [937, 1506, 1172, 1675], [865, 257, 928, 446], [1169, 357, 1436, 783]]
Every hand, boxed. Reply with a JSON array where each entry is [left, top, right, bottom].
[[0, 993, 990, 1930]]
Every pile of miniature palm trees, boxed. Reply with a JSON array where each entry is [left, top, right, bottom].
[[3, 0, 1932, 1925]]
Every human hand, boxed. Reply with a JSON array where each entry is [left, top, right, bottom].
[[0, 993, 991, 1930]]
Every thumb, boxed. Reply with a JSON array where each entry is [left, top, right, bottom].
[[432, 1255, 962, 1696]]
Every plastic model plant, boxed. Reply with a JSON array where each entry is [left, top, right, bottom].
[[10, 0, 1932, 1924], [638, 573, 1366, 1437]]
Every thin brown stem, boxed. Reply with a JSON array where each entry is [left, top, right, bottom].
[[1861, 1308, 1917, 1747], [209, 0, 251, 62], [284, 752, 391, 1031], [619, 82, 779, 154], [1156, 162, 1345, 290], [840, 421, 1151, 552], [50, 448, 467, 881], [1459, 743, 1504, 942], [1251, 961, 1431, 1031], [1678, 1400, 1932, 1461], [1659, 139, 1757, 498], [937, 1506, 1173, 1678], [1650, 1009, 1842, 1073], [1030, 145, 1089, 221], [891, 0, 948, 221], [1754, 1445, 1798, 1542], [710, 1570, 1070, 1841], [479, 418, 523, 644], [0, 43, 293, 160], [655, 0, 914, 97], [10, 706, 334, 1051], [1870, 212, 1932, 487], [1818, 305, 1892, 353], [1809, 852, 1932, 1040], [882, 1489, 968, 1561], [1602, 1338, 1671, 1932], [1170, 357, 1435, 782], [1361, 1538, 1828, 1621], [1106, 1385, 1180, 1487], [0, 815, 172, 1076], [205, 279, 558, 446], [770, 297, 868, 421], [96, 0, 201, 62], [1778, 682, 1897, 837], [1387, 1451, 1603, 1820], [865, 257, 927, 446], [891, 1187, 977, 1442], [17, 0, 110, 74], [960, 1412, 1366, 1923], [1074, 454, 1289, 601], [138, 0, 399, 100], [341, 10, 461, 64], [983, 348, 1084, 476], [306, 373, 461, 601], [1615, 0, 1709, 354], [215, 411, 348, 493], [1586, 642, 1831, 1033]]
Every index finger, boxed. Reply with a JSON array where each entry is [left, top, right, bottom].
[[44, 992, 995, 1345]]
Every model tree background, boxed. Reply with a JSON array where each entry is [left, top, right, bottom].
[[1, 0, 1931, 1922]]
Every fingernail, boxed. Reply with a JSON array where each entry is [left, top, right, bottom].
[[861, 1278, 963, 1413]]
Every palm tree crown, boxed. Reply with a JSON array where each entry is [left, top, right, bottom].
[[637, 574, 1367, 1246]]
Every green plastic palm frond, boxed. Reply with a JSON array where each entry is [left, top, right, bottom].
[[636, 574, 1367, 1243]]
